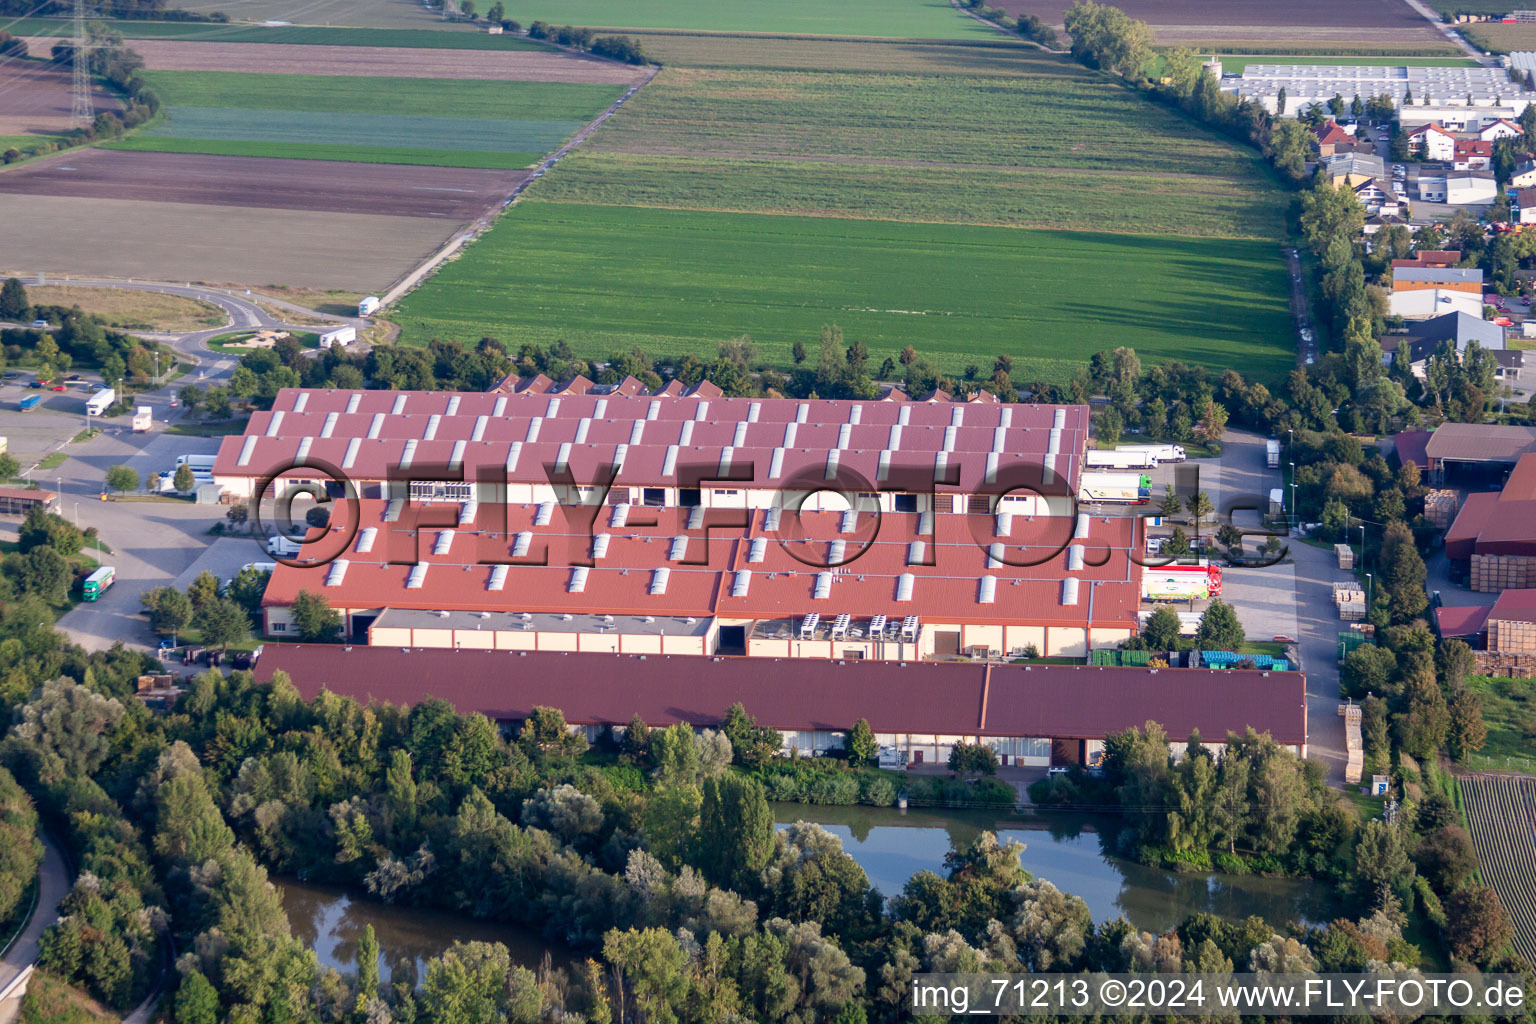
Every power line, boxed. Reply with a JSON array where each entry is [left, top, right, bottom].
[[68, 0, 91, 129]]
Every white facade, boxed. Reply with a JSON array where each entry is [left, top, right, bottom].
[[1447, 171, 1498, 205], [1480, 119, 1524, 141], [1410, 124, 1456, 161], [1221, 64, 1536, 118]]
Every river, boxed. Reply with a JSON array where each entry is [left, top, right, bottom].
[[779, 803, 1336, 935], [278, 805, 1333, 977]]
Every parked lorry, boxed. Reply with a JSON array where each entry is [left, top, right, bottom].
[[1266, 439, 1281, 469], [1084, 448, 1156, 470], [319, 326, 356, 349], [82, 566, 116, 601], [1078, 471, 1151, 505], [133, 406, 153, 432], [175, 454, 217, 472], [1118, 443, 1186, 463], [267, 535, 303, 557], [1141, 563, 1223, 601], [358, 296, 381, 317], [17, 394, 40, 412], [84, 388, 114, 417]]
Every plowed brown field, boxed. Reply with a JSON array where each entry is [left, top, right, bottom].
[[0, 65, 122, 136], [0, 149, 526, 218], [85, 39, 649, 83]]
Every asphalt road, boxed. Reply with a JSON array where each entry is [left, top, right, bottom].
[[1285, 248, 1317, 368], [1398, 0, 1495, 61], [0, 833, 69, 1024]]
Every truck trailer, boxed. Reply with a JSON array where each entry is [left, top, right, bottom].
[[84, 388, 114, 417], [1141, 563, 1223, 601], [1266, 439, 1281, 469], [175, 454, 217, 472], [1119, 444, 1187, 463], [1084, 449, 1156, 470], [319, 326, 356, 349], [1079, 471, 1151, 505], [358, 296, 381, 317], [133, 407, 153, 432]]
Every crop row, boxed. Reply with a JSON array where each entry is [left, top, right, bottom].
[[1461, 776, 1536, 964]]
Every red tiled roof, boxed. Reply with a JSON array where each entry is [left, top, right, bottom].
[[1502, 453, 1536, 500], [213, 389, 1090, 494], [1489, 589, 1536, 625], [1313, 121, 1350, 146], [1435, 604, 1490, 638], [0, 488, 55, 502], [1456, 139, 1493, 158], [263, 500, 1143, 628], [255, 645, 1309, 745], [1393, 430, 1431, 468], [1410, 124, 1455, 139], [1392, 251, 1462, 270]]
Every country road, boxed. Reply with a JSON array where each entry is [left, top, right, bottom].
[[1399, 0, 1493, 61]]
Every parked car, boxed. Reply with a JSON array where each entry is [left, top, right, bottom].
[[28, 319, 47, 329], [49, 384, 65, 392], [26, 381, 41, 389]]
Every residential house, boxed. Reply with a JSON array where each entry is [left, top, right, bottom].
[[1383, 310, 1505, 377], [1480, 117, 1525, 141], [1391, 249, 1462, 270], [1454, 138, 1494, 170], [1517, 187, 1536, 224], [1512, 159, 1536, 188], [1351, 176, 1398, 213], [1311, 120, 1354, 157], [1389, 265, 1485, 319], [1409, 123, 1457, 161]]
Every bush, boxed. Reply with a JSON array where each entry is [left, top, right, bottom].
[[807, 773, 859, 805], [859, 775, 896, 807], [970, 778, 1016, 806], [595, 764, 645, 792], [765, 772, 802, 802]]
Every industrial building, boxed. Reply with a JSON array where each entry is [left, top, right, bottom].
[[1426, 423, 1536, 486], [1220, 64, 1536, 119], [1446, 452, 1536, 590], [222, 388, 1145, 660], [1384, 311, 1505, 377], [254, 645, 1310, 765]]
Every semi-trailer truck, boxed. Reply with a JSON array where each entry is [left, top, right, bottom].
[[1118, 444, 1186, 463], [133, 407, 153, 432], [175, 454, 217, 472], [1266, 439, 1281, 469], [1079, 471, 1152, 505], [84, 388, 114, 417], [1141, 563, 1223, 601], [1084, 449, 1156, 470]]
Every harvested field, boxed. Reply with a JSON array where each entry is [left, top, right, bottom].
[[0, 150, 527, 218], [142, 107, 584, 153], [0, 194, 453, 291], [393, 201, 1297, 386], [994, 0, 1455, 51], [1464, 24, 1536, 54], [121, 39, 649, 83], [26, 286, 226, 332], [610, 32, 1044, 72], [1460, 775, 1536, 964], [536, 62, 1282, 237], [0, 64, 122, 136], [103, 137, 540, 168], [124, 0, 468, 30]]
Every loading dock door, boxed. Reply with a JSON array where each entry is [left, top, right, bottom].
[[1050, 738, 1084, 766], [934, 631, 961, 656]]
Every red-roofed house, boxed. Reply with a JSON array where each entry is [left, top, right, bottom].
[[1454, 138, 1493, 171], [1391, 250, 1462, 271], [1409, 123, 1456, 162], [1312, 120, 1352, 157]]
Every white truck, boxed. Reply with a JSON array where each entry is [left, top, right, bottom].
[[133, 406, 153, 432], [1266, 439, 1281, 469], [175, 454, 217, 472], [1085, 448, 1157, 470], [358, 296, 381, 317], [267, 535, 303, 557], [1079, 471, 1152, 505], [1119, 443, 1186, 463], [84, 388, 114, 417], [319, 326, 357, 349]]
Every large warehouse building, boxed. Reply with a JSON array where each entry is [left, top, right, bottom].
[[255, 645, 1310, 766], [218, 388, 1147, 659], [1220, 64, 1536, 120]]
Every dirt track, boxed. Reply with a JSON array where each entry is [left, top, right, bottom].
[[66, 38, 650, 83], [0, 149, 528, 218], [0, 65, 123, 135]]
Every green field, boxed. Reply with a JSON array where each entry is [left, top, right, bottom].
[[610, 32, 1044, 71], [140, 72, 619, 119], [126, 71, 619, 166], [7, 18, 550, 48], [1466, 675, 1536, 774], [1210, 55, 1481, 75], [393, 201, 1296, 385], [532, 62, 1283, 238], [494, 0, 983, 37]]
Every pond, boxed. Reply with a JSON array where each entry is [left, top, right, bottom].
[[277, 878, 574, 983], [776, 803, 1337, 935]]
